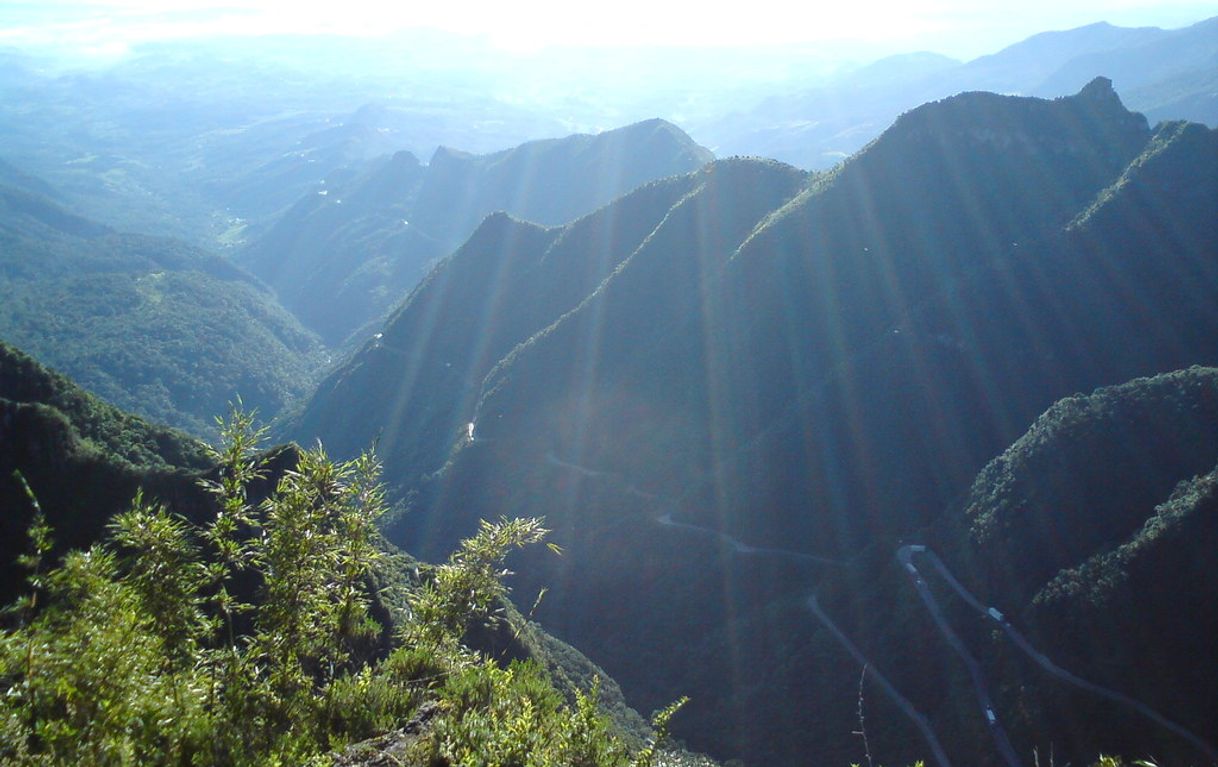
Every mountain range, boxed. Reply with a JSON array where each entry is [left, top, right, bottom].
[[695, 15, 1218, 168], [288, 79, 1218, 765], [2, 18, 1218, 764], [238, 119, 713, 345]]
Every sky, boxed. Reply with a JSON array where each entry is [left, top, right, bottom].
[[1, 0, 1216, 60]]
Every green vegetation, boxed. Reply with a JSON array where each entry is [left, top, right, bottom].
[[0, 339, 211, 471], [0, 339, 216, 608], [239, 119, 712, 346], [0, 409, 688, 766], [0, 185, 328, 439], [283, 81, 1218, 766]]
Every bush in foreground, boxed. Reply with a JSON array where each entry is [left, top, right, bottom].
[[0, 409, 680, 766]]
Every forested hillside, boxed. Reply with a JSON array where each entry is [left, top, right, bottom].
[[0, 340, 704, 766], [289, 80, 1218, 765], [240, 119, 714, 345], [0, 181, 328, 437]]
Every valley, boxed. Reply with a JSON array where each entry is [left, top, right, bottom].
[[2, 10, 1218, 766]]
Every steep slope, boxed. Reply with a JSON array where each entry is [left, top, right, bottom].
[[714, 368, 1218, 767], [953, 368, 1218, 763], [472, 79, 1154, 550], [242, 119, 714, 345], [238, 150, 443, 345], [0, 340, 214, 605], [292, 82, 1218, 763], [288, 162, 793, 481], [411, 119, 715, 246], [0, 184, 328, 437]]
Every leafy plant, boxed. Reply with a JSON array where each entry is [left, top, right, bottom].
[[0, 407, 686, 766]]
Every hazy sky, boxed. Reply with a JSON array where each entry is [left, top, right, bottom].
[[2, 0, 1216, 60]]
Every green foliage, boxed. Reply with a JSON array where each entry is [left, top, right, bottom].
[[1, 408, 682, 766], [404, 515, 552, 656], [0, 206, 329, 439], [429, 661, 627, 767], [0, 338, 222, 613], [0, 339, 211, 471], [632, 696, 689, 767]]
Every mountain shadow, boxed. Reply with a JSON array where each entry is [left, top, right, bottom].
[[289, 79, 1218, 764]]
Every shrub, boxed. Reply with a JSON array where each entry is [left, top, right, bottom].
[[0, 407, 683, 766]]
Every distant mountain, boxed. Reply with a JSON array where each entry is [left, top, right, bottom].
[[1052, 17, 1218, 127], [0, 182, 328, 436], [237, 150, 441, 345], [290, 81, 1218, 764], [836, 51, 962, 89], [0, 46, 571, 246], [695, 16, 1217, 168], [411, 118, 715, 245], [241, 119, 714, 345], [960, 21, 1165, 93], [0, 157, 62, 201], [206, 119, 410, 220]]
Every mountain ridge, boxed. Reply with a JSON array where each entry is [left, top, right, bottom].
[[288, 81, 1218, 764], [695, 16, 1216, 168], [240, 118, 714, 345]]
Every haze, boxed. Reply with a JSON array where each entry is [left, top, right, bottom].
[[3, 0, 1215, 59]]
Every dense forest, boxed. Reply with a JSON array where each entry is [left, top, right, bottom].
[[0, 344, 702, 765], [2, 12, 1218, 766]]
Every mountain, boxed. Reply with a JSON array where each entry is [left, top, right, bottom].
[[695, 16, 1217, 168], [290, 81, 1218, 764], [940, 367, 1218, 763], [0, 339, 703, 766], [0, 340, 214, 605], [961, 21, 1165, 93], [206, 118, 411, 221], [0, 182, 328, 437], [289, 156, 806, 490], [684, 366, 1218, 767], [410, 119, 715, 246], [240, 119, 714, 345], [235, 150, 441, 345], [471, 77, 1155, 550], [1032, 17, 1218, 122]]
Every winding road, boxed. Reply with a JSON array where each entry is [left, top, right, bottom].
[[542, 451, 1218, 766], [897, 546, 1024, 767], [899, 545, 1218, 764], [805, 593, 955, 767], [656, 512, 845, 565], [543, 451, 951, 764]]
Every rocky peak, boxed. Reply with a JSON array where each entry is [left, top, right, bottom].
[[1077, 75, 1117, 102]]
